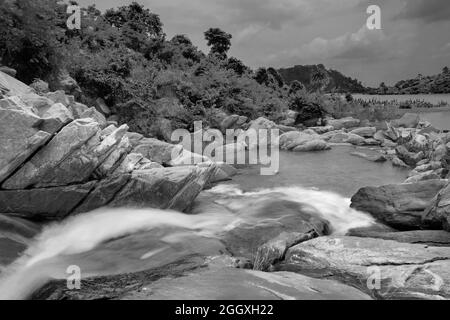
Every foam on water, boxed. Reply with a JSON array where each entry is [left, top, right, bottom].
[[0, 185, 375, 299]]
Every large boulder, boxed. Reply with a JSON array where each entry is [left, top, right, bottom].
[[220, 114, 247, 132], [283, 236, 450, 299], [396, 145, 424, 166], [121, 267, 371, 300], [219, 199, 330, 260], [328, 132, 365, 145], [351, 180, 448, 230], [350, 127, 376, 138], [32, 257, 370, 300], [0, 99, 52, 183], [292, 139, 330, 152], [423, 183, 450, 231], [327, 117, 360, 130], [279, 131, 330, 152], [391, 113, 420, 128], [108, 165, 216, 212], [2, 119, 127, 189], [133, 138, 183, 165], [0, 71, 34, 96]]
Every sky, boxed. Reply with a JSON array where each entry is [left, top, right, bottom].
[[77, 0, 450, 86]]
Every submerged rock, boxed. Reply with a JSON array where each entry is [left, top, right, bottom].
[[220, 199, 330, 259], [351, 151, 387, 163]]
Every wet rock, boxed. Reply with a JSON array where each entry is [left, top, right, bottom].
[[123, 267, 371, 300], [221, 199, 330, 259], [351, 180, 448, 230], [0, 182, 96, 220], [32, 256, 371, 300], [283, 236, 450, 299], [423, 183, 450, 231], [253, 231, 318, 271]]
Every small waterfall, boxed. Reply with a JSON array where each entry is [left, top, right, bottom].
[[0, 185, 375, 300]]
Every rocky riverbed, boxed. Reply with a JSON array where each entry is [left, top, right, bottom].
[[1, 70, 450, 300]]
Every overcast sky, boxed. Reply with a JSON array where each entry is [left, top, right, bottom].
[[77, 0, 450, 86]]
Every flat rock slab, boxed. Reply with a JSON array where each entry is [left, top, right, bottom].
[[347, 230, 450, 247], [123, 267, 371, 300], [283, 236, 450, 299]]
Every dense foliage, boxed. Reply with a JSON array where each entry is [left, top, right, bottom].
[[0, 0, 330, 137]]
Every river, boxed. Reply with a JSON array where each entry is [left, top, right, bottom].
[[0, 146, 409, 299], [0, 112, 447, 299]]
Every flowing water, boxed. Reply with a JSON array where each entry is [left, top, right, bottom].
[[0, 146, 410, 299]]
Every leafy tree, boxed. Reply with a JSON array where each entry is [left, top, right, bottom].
[[267, 68, 284, 87], [0, 0, 65, 82], [225, 57, 249, 76], [204, 28, 232, 57], [104, 2, 164, 52], [289, 80, 304, 95], [254, 68, 269, 85], [443, 66, 449, 74]]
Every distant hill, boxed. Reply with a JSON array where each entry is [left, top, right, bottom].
[[370, 67, 450, 94], [278, 64, 367, 93]]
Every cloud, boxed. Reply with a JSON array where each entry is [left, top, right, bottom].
[[267, 24, 406, 66], [395, 0, 450, 23]]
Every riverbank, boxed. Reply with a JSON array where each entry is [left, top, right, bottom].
[[1, 71, 450, 300]]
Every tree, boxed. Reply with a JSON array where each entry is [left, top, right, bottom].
[[0, 0, 65, 82], [443, 66, 449, 74], [289, 80, 304, 95], [226, 57, 249, 75], [267, 68, 284, 87], [204, 28, 232, 57], [104, 2, 164, 52]]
